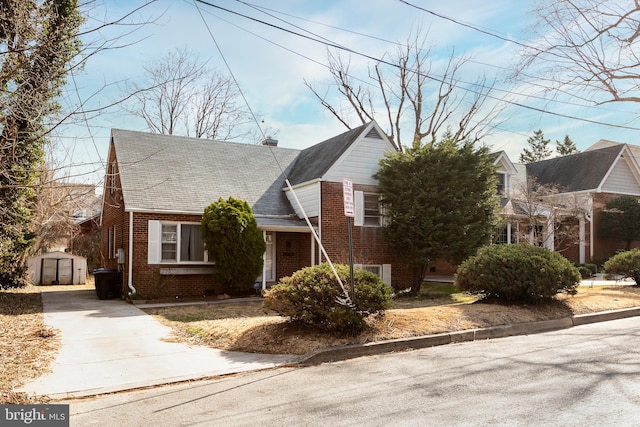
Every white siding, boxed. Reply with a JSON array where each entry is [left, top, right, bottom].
[[285, 182, 320, 218], [325, 136, 392, 185], [601, 157, 640, 195]]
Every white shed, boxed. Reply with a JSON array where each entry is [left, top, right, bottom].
[[27, 252, 87, 285]]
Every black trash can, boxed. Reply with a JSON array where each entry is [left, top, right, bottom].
[[94, 268, 118, 300]]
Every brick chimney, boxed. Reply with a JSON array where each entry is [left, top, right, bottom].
[[261, 137, 278, 147]]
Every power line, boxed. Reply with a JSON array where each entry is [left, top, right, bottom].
[[194, 0, 640, 131], [192, 0, 266, 142], [239, 0, 633, 115], [395, 0, 541, 52], [192, 0, 354, 305]]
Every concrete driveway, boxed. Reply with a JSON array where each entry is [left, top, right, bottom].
[[18, 289, 297, 399]]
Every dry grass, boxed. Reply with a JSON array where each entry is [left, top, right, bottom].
[[0, 285, 60, 404], [4, 280, 640, 404], [145, 283, 640, 356]]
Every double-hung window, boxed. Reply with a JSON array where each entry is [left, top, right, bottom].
[[161, 224, 178, 261], [149, 221, 207, 263], [363, 193, 383, 226], [355, 191, 383, 227], [355, 263, 392, 286], [496, 173, 506, 196]]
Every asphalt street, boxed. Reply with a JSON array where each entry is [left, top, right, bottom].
[[67, 316, 640, 427]]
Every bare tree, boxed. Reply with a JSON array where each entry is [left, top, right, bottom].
[[508, 176, 585, 252], [0, 0, 157, 287], [124, 47, 249, 140], [518, 0, 640, 105], [306, 27, 502, 151]]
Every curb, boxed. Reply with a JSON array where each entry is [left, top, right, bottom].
[[298, 307, 640, 365]]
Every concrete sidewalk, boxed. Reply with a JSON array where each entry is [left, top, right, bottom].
[[18, 289, 297, 399]]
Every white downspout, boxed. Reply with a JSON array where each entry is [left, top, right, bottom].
[[127, 211, 136, 295], [262, 230, 267, 292]]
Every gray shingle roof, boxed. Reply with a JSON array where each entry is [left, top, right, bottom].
[[287, 123, 369, 186], [112, 129, 301, 215], [525, 144, 623, 192]]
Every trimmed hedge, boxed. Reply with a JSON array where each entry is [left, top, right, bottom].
[[264, 263, 392, 333], [577, 266, 592, 279], [455, 243, 581, 303], [603, 249, 640, 285], [575, 263, 597, 279]]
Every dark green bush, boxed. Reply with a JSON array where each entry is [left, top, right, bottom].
[[577, 266, 592, 279], [455, 243, 581, 303], [264, 263, 392, 333], [603, 249, 640, 285], [583, 263, 598, 275], [201, 197, 265, 294], [575, 263, 597, 277]]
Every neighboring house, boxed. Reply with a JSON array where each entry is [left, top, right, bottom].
[[33, 182, 102, 254], [497, 143, 640, 264], [100, 122, 412, 299]]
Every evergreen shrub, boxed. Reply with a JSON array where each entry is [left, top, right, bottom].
[[455, 243, 581, 303], [264, 263, 392, 333], [603, 249, 640, 285]]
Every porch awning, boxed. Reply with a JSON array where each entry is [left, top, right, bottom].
[[255, 216, 314, 233]]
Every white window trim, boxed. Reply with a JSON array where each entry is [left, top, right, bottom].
[[355, 191, 383, 227], [112, 226, 117, 259], [107, 225, 117, 259], [355, 263, 392, 286], [109, 163, 116, 194], [148, 220, 211, 264]]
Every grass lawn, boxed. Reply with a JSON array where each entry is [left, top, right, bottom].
[[144, 282, 640, 356]]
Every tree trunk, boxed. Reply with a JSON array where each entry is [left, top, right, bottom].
[[410, 265, 427, 296]]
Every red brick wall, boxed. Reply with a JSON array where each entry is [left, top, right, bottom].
[[105, 200, 316, 298], [275, 232, 312, 281], [319, 181, 412, 289], [100, 141, 129, 296], [129, 212, 218, 299]]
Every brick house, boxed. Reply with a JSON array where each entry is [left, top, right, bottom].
[[100, 122, 412, 299], [497, 142, 640, 265]]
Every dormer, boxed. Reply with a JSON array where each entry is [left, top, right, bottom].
[[491, 151, 518, 198]]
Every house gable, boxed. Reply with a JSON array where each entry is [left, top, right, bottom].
[[600, 146, 640, 195], [492, 151, 517, 175], [286, 125, 366, 186], [491, 151, 518, 197], [284, 121, 396, 219], [324, 122, 396, 186]]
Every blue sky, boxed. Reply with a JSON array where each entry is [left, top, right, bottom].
[[57, 0, 640, 186]]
